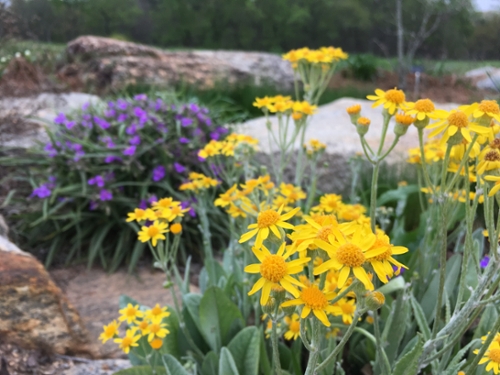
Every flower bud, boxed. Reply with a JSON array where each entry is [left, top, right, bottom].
[[356, 117, 370, 136], [272, 286, 286, 304], [347, 104, 362, 125], [394, 113, 414, 136], [365, 291, 385, 311], [413, 117, 430, 129], [262, 297, 276, 315], [281, 299, 297, 316]]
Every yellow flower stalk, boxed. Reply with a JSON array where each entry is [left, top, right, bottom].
[[244, 243, 309, 305], [239, 205, 300, 248]]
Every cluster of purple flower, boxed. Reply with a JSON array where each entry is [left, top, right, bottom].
[[31, 176, 56, 198], [87, 172, 115, 207]]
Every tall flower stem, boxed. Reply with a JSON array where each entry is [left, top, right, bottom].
[[304, 319, 320, 375], [417, 128, 435, 193], [373, 313, 391, 374], [271, 316, 282, 375]]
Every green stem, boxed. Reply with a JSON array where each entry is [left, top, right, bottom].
[[417, 128, 435, 193], [378, 135, 400, 161], [294, 121, 308, 186], [271, 317, 282, 375], [441, 144, 452, 190], [445, 134, 479, 193], [373, 313, 391, 375], [360, 137, 376, 164], [304, 319, 321, 375], [370, 162, 380, 233]]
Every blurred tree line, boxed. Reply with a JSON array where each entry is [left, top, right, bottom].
[[5, 0, 500, 60]]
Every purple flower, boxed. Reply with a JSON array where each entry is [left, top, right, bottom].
[[180, 117, 193, 127], [126, 124, 137, 135], [117, 99, 128, 111], [117, 114, 128, 122], [139, 199, 148, 209], [188, 103, 200, 113], [157, 124, 168, 133], [129, 135, 141, 146], [88, 175, 105, 188], [148, 195, 158, 204], [174, 162, 186, 173], [82, 102, 90, 111], [181, 201, 196, 218], [123, 145, 136, 156], [89, 200, 99, 210], [54, 113, 67, 124], [154, 99, 163, 111], [179, 137, 190, 144], [193, 128, 203, 137], [107, 101, 115, 109], [134, 94, 148, 101], [94, 116, 110, 130], [104, 172, 115, 182], [65, 121, 77, 130], [152, 165, 166, 182], [210, 131, 220, 140], [31, 184, 52, 199], [104, 155, 122, 163], [99, 189, 113, 201], [480, 255, 490, 268], [104, 109, 116, 118], [44, 143, 58, 157], [133, 107, 147, 119]]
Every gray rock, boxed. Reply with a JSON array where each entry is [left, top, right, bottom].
[[63, 359, 131, 375], [464, 66, 500, 91]]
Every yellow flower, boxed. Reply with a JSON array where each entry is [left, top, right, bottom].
[[474, 341, 500, 374], [346, 104, 361, 115], [137, 320, 150, 335], [357, 117, 371, 126], [279, 183, 306, 204], [239, 206, 300, 248], [330, 298, 356, 325], [145, 321, 170, 342], [313, 194, 343, 214], [126, 208, 149, 222], [368, 232, 408, 283], [244, 243, 309, 305], [485, 175, 500, 196], [428, 110, 489, 143], [404, 98, 446, 121], [152, 197, 174, 211], [253, 96, 273, 109], [119, 303, 144, 324], [478, 149, 500, 175], [99, 320, 120, 343], [283, 313, 301, 341], [150, 338, 163, 350], [165, 202, 190, 222], [291, 215, 342, 254], [145, 304, 170, 323], [395, 112, 414, 126], [198, 141, 222, 159], [466, 100, 500, 123], [451, 139, 480, 161], [114, 328, 141, 354], [138, 220, 168, 247], [170, 223, 182, 235], [281, 285, 336, 327], [313, 227, 383, 290], [367, 88, 406, 115]]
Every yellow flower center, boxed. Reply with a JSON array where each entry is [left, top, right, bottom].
[[490, 348, 500, 363], [290, 321, 300, 333], [300, 287, 328, 309], [384, 89, 405, 104], [138, 321, 148, 330], [126, 307, 138, 317], [170, 223, 182, 234], [105, 325, 117, 336], [150, 338, 163, 349], [490, 139, 500, 149], [395, 113, 414, 126], [316, 225, 333, 242], [336, 243, 366, 267], [257, 210, 280, 228], [121, 337, 132, 347], [485, 150, 500, 162], [447, 111, 468, 128], [357, 117, 371, 126], [479, 100, 500, 115], [414, 98, 435, 113], [341, 303, 355, 315], [152, 306, 162, 316], [346, 104, 361, 115], [149, 324, 161, 334], [260, 255, 287, 283], [147, 226, 160, 237]]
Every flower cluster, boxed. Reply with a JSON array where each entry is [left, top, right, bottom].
[[282, 47, 348, 67], [253, 96, 317, 119], [198, 133, 259, 160], [179, 172, 220, 192], [100, 303, 170, 354]]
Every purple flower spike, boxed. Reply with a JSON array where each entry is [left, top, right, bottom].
[[129, 135, 141, 146], [480, 255, 490, 268], [117, 114, 128, 122], [123, 145, 136, 156], [117, 99, 128, 111], [94, 116, 110, 130], [88, 175, 105, 188], [174, 162, 186, 173], [210, 132, 220, 140], [126, 124, 137, 135], [65, 121, 77, 130], [180, 118, 193, 127], [54, 113, 67, 124], [99, 189, 113, 201], [104, 109, 116, 118], [179, 137, 190, 144], [152, 165, 166, 182], [44, 143, 58, 157], [31, 184, 52, 199]]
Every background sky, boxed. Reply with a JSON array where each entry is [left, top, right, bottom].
[[475, 0, 500, 11]]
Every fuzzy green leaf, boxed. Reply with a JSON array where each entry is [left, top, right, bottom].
[[410, 294, 431, 340], [219, 347, 240, 375], [227, 326, 260, 375], [162, 354, 190, 375], [392, 334, 424, 375]]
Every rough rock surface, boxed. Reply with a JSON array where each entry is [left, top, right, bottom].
[[0, 92, 100, 149], [63, 359, 131, 375], [464, 67, 500, 90], [0, 226, 93, 355], [61, 36, 294, 91], [238, 97, 459, 194]]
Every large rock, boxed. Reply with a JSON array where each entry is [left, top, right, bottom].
[[61, 36, 294, 91], [238, 98, 459, 194], [0, 92, 101, 149], [0, 224, 94, 355], [464, 66, 500, 90]]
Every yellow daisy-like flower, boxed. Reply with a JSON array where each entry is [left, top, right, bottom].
[[150, 338, 163, 350], [478, 149, 500, 175], [330, 298, 356, 325], [244, 243, 309, 305], [451, 139, 481, 161], [170, 223, 182, 235], [466, 100, 500, 123], [485, 175, 500, 196], [346, 104, 361, 115], [126, 208, 149, 222], [313, 227, 383, 290], [152, 197, 174, 211], [214, 184, 239, 207], [138, 220, 168, 247], [114, 329, 141, 354], [474, 341, 500, 374], [313, 194, 343, 214], [239, 206, 300, 248], [428, 110, 490, 143], [404, 98, 447, 121], [281, 285, 336, 327], [368, 233, 408, 283], [137, 319, 150, 335], [291, 215, 342, 253], [99, 320, 120, 344], [283, 313, 301, 341], [145, 304, 170, 323], [119, 303, 144, 324], [367, 88, 406, 115], [253, 96, 273, 109], [145, 321, 170, 342]]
